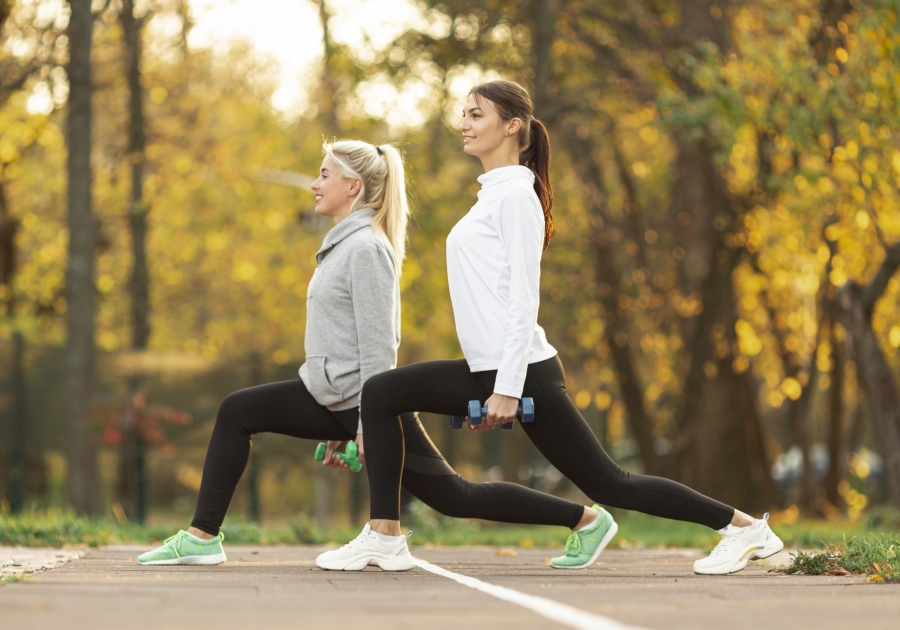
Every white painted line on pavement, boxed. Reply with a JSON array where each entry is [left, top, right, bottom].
[[413, 558, 649, 630]]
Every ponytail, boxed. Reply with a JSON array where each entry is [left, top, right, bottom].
[[469, 80, 555, 249], [371, 145, 409, 267], [520, 118, 554, 250], [323, 139, 410, 269]]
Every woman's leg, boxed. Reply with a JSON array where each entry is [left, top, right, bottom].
[[502, 357, 735, 530], [398, 412, 584, 528], [361, 360, 493, 523], [191, 380, 355, 536]]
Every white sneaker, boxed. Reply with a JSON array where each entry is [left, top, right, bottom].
[[693, 513, 784, 575], [316, 524, 415, 571]]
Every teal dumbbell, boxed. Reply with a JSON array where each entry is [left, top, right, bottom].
[[315, 441, 362, 472], [450, 398, 535, 430]]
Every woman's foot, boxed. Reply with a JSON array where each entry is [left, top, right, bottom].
[[316, 523, 415, 571], [137, 530, 226, 565], [550, 505, 618, 569], [693, 513, 783, 575]]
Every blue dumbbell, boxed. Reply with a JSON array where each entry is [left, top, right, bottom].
[[449, 398, 535, 430]]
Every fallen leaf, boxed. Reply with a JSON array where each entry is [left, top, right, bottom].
[[822, 567, 851, 576], [494, 548, 518, 557]]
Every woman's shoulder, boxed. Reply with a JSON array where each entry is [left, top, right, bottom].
[[345, 227, 397, 270], [494, 181, 543, 222]]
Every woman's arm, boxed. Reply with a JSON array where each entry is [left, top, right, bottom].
[[350, 241, 401, 434], [492, 187, 545, 399]]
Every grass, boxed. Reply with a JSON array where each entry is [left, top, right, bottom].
[[1, 505, 897, 552], [0, 574, 26, 587], [778, 534, 900, 583]]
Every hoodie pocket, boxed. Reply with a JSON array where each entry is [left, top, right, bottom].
[[305, 355, 345, 407]]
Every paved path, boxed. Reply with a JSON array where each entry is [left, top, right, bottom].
[[1, 547, 85, 580], [0, 545, 897, 629]]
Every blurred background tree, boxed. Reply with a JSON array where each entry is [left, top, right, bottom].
[[1, 0, 898, 528]]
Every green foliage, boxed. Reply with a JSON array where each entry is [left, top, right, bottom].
[[780, 534, 900, 583], [0, 509, 172, 548]]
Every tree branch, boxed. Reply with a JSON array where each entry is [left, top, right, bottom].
[[862, 241, 900, 317]]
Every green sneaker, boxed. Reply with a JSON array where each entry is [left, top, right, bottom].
[[137, 530, 226, 566], [550, 505, 618, 569]]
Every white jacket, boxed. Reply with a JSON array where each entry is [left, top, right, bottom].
[[446, 165, 557, 398]]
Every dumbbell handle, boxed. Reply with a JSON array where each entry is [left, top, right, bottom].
[[469, 397, 534, 425], [473, 403, 526, 417]]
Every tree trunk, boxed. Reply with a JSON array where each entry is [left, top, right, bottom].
[[666, 3, 769, 509], [837, 242, 900, 508], [317, 0, 339, 135], [64, 0, 98, 515], [119, 0, 151, 524], [824, 307, 845, 508], [8, 331, 26, 512], [683, 278, 771, 510], [122, 0, 150, 351], [562, 124, 663, 476], [530, 0, 556, 120]]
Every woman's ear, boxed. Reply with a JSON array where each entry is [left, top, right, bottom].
[[506, 118, 523, 136], [348, 178, 362, 198]]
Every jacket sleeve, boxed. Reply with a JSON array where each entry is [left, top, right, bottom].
[[491, 187, 545, 398], [350, 242, 401, 434]]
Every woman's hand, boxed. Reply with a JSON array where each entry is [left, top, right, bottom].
[[355, 433, 365, 464], [470, 393, 519, 431], [323, 440, 350, 468]]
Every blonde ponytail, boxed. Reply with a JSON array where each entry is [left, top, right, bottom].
[[323, 140, 410, 268]]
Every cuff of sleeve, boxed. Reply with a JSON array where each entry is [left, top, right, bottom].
[[356, 419, 363, 435], [493, 383, 523, 399]]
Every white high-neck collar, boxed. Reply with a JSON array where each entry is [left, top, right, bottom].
[[477, 165, 534, 190]]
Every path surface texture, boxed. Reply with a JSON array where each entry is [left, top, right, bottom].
[[0, 545, 897, 629]]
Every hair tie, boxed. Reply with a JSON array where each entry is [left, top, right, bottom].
[[375, 146, 383, 156]]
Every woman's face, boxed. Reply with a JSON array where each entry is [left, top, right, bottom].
[[459, 94, 516, 158], [311, 156, 360, 222]]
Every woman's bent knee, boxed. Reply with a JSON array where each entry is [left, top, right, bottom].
[[215, 390, 254, 435]]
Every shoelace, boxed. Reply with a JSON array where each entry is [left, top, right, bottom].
[[564, 531, 583, 556], [709, 532, 745, 558], [163, 532, 187, 559], [340, 531, 375, 551]]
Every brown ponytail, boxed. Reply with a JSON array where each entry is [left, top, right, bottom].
[[469, 80, 555, 249]]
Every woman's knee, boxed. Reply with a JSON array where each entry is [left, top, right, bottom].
[[215, 390, 253, 435], [361, 371, 398, 413], [413, 475, 477, 519]]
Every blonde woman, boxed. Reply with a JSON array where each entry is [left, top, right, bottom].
[[137, 140, 598, 566]]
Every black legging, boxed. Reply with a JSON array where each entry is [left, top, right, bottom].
[[362, 356, 735, 529], [190, 379, 584, 535]]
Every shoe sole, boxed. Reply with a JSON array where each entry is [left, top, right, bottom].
[[550, 521, 619, 570], [316, 552, 415, 572], [693, 536, 784, 575], [138, 552, 227, 566]]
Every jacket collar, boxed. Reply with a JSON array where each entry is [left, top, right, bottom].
[[477, 165, 534, 194], [316, 207, 377, 263]]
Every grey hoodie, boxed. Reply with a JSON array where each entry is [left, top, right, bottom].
[[298, 208, 400, 433]]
